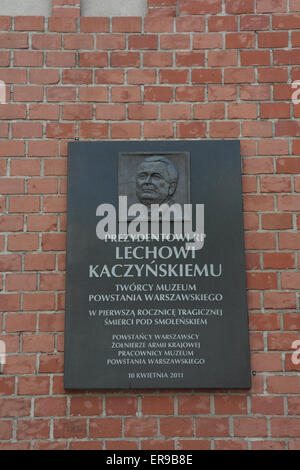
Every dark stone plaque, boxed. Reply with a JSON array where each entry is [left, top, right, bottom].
[[64, 141, 251, 389]]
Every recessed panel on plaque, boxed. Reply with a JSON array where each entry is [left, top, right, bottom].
[[64, 141, 251, 389]]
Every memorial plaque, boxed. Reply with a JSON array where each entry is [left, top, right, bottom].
[[64, 141, 251, 389]]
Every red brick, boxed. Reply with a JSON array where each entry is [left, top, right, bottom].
[[32, 34, 61, 50], [244, 233, 276, 250], [62, 104, 93, 120], [196, 418, 229, 437], [111, 122, 141, 139], [196, 34, 222, 51], [0, 421, 12, 440], [48, 17, 77, 32], [215, 440, 247, 450], [80, 18, 110, 33], [64, 34, 94, 50], [5, 356, 36, 375], [95, 104, 125, 120], [258, 140, 289, 155], [14, 86, 43, 102], [264, 253, 295, 269], [29, 104, 60, 120], [240, 85, 270, 100], [90, 418, 122, 438], [277, 195, 300, 211], [23, 293, 55, 311], [13, 122, 43, 138], [18, 376, 49, 395], [39, 314, 64, 332], [243, 51, 271, 67], [271, 418, 300, 437], [175, 86, 205, 102], [208, 85, 237, 101], [34, 441, 67, 450], [281, 272, 300, 290], [111, 86, 141, 103], [24, 253, 56, 271], [161, 104, 191, 120], [277, 158, 300, 174], [192, 69, 222, 84], [47, 86, 76, 102], [259, 32, 288, 48], [234, 417, 267, 437], [0, 398, 30, 418], [143, 52, 173, 67], [70, 397, 102, 416], [274, 14, 300, 29], [96, 34, 126, 50], [106, 396, 138, 416], [225, 0, 254, 13], [226, 33, 255, 48], [279, 233, 300, 249], [161, 418, 193, 437], [242, 122, 272, 137], [128, 104, 158, 120], [54, 418, 87, 438], [110, 52, 140, 68], [23, 334, 54, 353], [144, 86, 173, 102], [111, 17, 141, 33], [46, 51, 75, 67], [208, 51, 238, 67], [130, 34, 159, 50], [42, 233, 66, 250], [141, 440, 174, 450], [0, 254, 21, 271], [268, 376, 300, 394], [179, 0, 222, 15], [252, 352, 282, 372], [208, 16, 238, 31], [0, 215, 23, 232], [249, 312, 281, 331], [0, 17, 11, 31], [258, 68, 288, 83], [40, 273, 65, 291], [7, 234, 39, 251], [261, 214, 292, 230], [214, 396, 247, 415], [144, 122, 174, 138], [210, 122, 239, 138], [39, 354, 64, 373], [160, 69, 189, 84], [264, 292, 296, 309], [194, 103, 225, 119], [247, 273, 277, 290], [0, 178, 24, 194], [5, 312, 35, 332], [176, 17, 205, 32], [34, 397, 66, 417], [177, 122, 206, 138], [62, 70, 92, 84], [127, 69, 156, 84], [14, 51, 43, 67], [44, 159, 67, 176], [78, 122, 108, 139], [175, 52, 204, 68], [142, 396, 174, 415], [95, 70, 124, 84], [177, 396, 210, 415], [0, 69, 26, 84], [178, 440, 210, 450], [6, 274, 37, 292], [46, 123, 75, 139], [241, 15, 270, 30], [0, 33, 28, 49]]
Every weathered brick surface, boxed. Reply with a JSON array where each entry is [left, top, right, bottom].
[[0, 0, 299, 450]]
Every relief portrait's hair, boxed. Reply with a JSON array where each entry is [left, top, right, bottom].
[[139, 156, 178, 184]]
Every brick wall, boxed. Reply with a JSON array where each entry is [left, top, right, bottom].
[[0, 0, 300, 450]]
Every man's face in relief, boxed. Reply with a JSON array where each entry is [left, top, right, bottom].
[[136, 160, 176, 206]]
